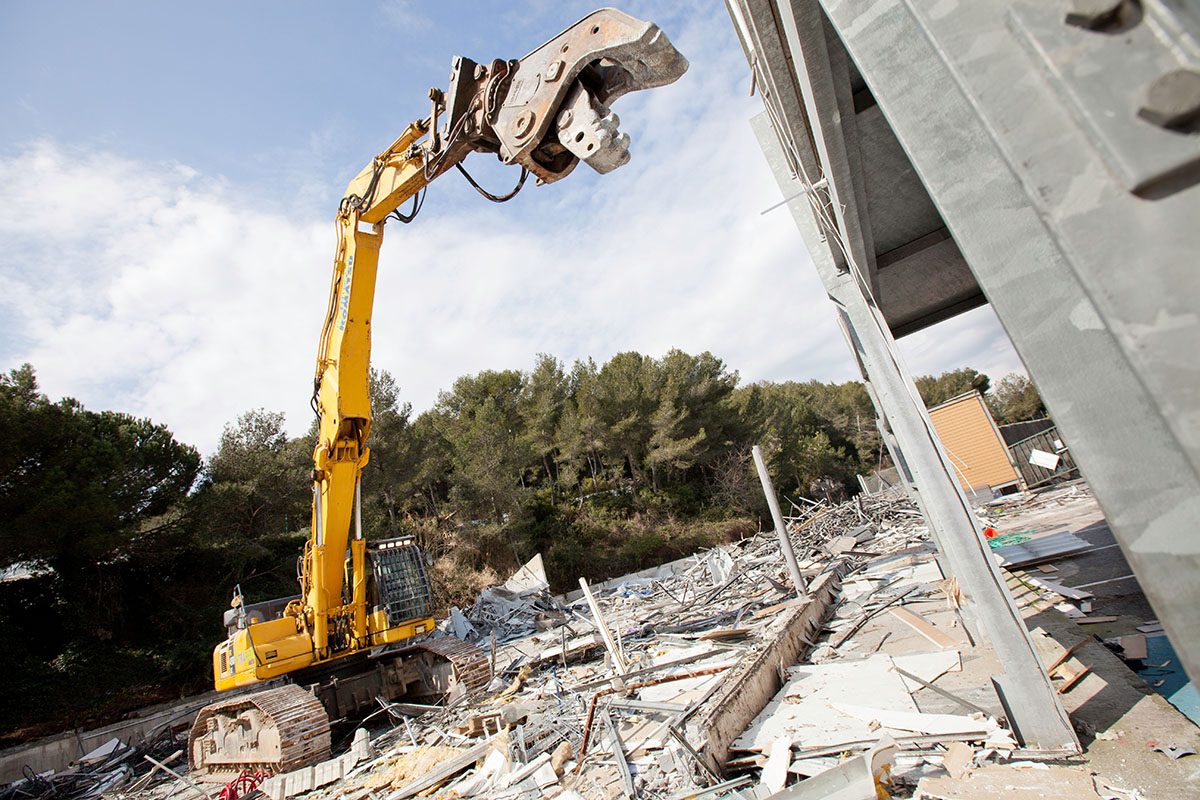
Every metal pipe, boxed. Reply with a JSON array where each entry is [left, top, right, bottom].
[[314, 484, 324, 546], [576, 664, 731, 765], [752, 445, 806, 596], [354, 479, 363, 540]]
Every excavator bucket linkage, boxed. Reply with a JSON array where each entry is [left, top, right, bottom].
[[488, 7, 689, 181]]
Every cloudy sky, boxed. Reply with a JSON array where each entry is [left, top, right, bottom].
[[0, 0, 1024, 455]]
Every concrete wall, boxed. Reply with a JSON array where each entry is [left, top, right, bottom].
[[0, 690, 235, 785]]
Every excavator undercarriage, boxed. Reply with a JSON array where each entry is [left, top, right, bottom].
[[190, 686, 330, 778], [189, 639, 491, 778]]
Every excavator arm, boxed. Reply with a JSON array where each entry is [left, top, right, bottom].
[[301, 7, 688, 662], [193, 9, 685, 778]]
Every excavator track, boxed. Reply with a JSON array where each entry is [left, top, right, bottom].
[[404, 637, 492, 697], [189, 685, 330, 778], [188, 639, 489, 778]]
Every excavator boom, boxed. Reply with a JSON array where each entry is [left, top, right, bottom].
[[190, 8, 686, 778]]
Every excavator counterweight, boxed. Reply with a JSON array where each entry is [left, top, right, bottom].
[[188, 7, 686, 778]]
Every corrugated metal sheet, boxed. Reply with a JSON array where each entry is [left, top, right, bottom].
[[993, 531, 1093, 568]]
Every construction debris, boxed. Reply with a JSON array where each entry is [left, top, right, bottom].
[[913, 763, 1102, 799], [0, 725, 188, 800], [6, 482, 1190, 799]]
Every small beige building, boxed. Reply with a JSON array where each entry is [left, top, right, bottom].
[[928, 391, 1020, 496]]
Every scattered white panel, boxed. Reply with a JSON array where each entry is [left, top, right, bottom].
[[732, 655, 916, 752], [892, 650, 962, 692], [1029, 449, 1060, 470], [829, 702, 993, 736]]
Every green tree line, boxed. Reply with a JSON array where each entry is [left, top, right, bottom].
[[0, 356, 1045, 741]]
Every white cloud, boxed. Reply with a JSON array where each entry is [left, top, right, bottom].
[[0, 8, 1018, 456], [379, 0, 433, 31], [896, 305, 1027, 384], [0, 141, 330, 453]]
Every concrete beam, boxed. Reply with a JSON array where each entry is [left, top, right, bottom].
[[694, 568, 843, 774]]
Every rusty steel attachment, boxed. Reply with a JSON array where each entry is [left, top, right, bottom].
[[189, 685, 330, 778], [492, 7, 688, 180], [437, 8, 688, 184], [343, 9, 686, 222]]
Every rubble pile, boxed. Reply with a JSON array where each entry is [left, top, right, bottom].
[[6, 482, 1186, 799], [975, 482, 1092, 523], [0, 725, 189, 800], [146, 491, 948, 799]]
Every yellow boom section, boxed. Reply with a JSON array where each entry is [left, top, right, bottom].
[[306, 119, 460, 657], [206, 7, 688, 692]]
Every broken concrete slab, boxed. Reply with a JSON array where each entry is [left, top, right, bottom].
[[913, 763, 1101, 799]]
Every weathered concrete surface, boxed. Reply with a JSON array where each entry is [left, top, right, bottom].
[[1028, 608, 1200, 797], [0, 689, 234, 784], [694, 566, 844, 774]]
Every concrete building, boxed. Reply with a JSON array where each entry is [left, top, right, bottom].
[[727, 0, 1200, 748]]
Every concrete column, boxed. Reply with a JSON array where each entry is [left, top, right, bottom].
[[752, 444, 808, 596], [752, 112, 1079, 754]]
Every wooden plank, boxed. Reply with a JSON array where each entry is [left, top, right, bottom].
[[1075, 615, 1119, 625], [697, 627, 751, 641], [1051, 657, 1091, 693], [1029, 626, 1086, 672], [887, 607, 957, 649], [752, 597, 807, 619]]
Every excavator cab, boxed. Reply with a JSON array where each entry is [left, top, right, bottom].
[[209, 537, 437, 693]]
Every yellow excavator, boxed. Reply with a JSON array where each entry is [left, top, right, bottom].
[[187, 9, 687, 777]]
